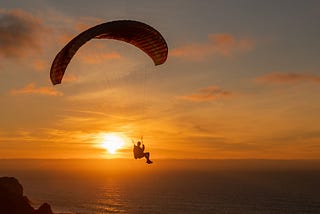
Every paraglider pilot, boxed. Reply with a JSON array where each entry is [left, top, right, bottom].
[[133, 140, 153, 164]]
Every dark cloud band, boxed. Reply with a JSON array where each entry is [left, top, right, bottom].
[[0, 9, 45, 58]]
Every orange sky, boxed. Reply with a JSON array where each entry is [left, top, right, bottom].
[[1, 1, 320, 159]]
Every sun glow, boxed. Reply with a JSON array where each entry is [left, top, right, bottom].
[[101, 133, 125, 154]]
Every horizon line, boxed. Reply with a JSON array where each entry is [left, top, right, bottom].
[[1, 158, 320, 161]]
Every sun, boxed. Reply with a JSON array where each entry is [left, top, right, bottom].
[[101, 133, 125, 154]]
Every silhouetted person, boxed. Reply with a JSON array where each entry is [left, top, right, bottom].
[[133, 141, 153, 164]]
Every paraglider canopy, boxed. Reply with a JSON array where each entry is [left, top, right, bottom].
[[50, 20, 168, 85]]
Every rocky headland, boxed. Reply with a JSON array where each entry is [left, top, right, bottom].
[[0, 176, 53, 214]]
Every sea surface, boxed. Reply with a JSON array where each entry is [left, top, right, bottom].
[[1, 159, 320, 214]]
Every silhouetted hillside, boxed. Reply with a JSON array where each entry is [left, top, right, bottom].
[[0, 177, 53, 214]]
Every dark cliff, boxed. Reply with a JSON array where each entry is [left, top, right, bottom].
[[0, 177, 53, 214]]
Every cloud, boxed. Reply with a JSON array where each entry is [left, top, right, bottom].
[[61, 74, 78, 83], [0, 9, 48, 58], [178, 85, 232, 102], [80, 52, 121, 64], [256, 72, 320, 84], [10, 83, 63, 96], [74, 16, 104, 31], [43, 12, 103, 45], [32, 59, 48, 72], [171, 33, 255, 60]]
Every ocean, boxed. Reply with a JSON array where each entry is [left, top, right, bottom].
[[1, 159, 320, 214]]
